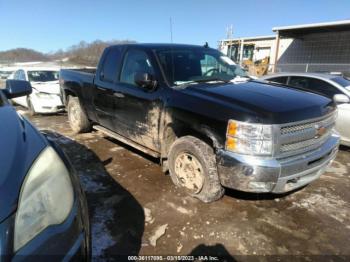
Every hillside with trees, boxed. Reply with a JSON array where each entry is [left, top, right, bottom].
[[0, 39, 136, 66], [0, 48, 49, 63]]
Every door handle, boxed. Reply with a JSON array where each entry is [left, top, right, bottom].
[[96, 86, 108, 91], [113, 92, 125, 98]]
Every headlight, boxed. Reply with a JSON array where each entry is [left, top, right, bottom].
[[14, 147, 74, 252], [226, 120, 274, 156]]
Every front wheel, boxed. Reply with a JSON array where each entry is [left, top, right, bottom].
[[168, 136, 224, 203], [67, 96, 91, 134], [27, 97, 36, 116]]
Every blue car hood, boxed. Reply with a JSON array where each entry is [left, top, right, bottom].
[[0, 105, 47, 223]]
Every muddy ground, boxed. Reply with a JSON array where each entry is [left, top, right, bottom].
[[19, 109, 350, 260]]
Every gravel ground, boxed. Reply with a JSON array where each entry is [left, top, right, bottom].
[[19, 109, 350, 261]]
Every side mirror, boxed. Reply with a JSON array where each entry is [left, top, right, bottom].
[[3, 80, 32, 99], [134, 72, 157, 90], [333, 94, 350, 104]]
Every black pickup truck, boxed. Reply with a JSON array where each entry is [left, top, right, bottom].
[[60, 43, 339, 202]]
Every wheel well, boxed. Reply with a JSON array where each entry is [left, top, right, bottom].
[[162, 124, 216, 158], [64, 90, 77, 105]]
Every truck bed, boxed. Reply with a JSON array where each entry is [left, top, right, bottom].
[[59, 68, 96, 106], [60, 68, 95, 84], [64, 68, 96, 74]]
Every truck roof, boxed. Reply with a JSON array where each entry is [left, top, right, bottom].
[[108, 43, 214, 50]]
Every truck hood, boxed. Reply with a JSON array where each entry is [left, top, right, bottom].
[[183, 81, 335, 123], [31, 80, 60, 94], [0, 105, 47, 223]]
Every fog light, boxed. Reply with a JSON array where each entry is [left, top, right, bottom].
[[249, 182, 273, 192]]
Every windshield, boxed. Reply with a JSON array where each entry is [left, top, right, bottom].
[[156, 48, 248, 86], [27, 70, 59, 82], [331, 76, 350, 91]]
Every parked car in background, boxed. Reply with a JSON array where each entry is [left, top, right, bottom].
[[9, 67, 64, 115], [0, 68, 15, 80], [260, 73, 350, 146], [60, 44, 339, 203], [0, 79, 90, 260]]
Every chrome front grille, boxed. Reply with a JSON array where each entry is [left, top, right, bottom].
[[280, 130, 332, 152], [278, 112, 336, 156]]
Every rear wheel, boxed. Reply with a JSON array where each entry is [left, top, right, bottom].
[[67, 96, 91, 134], [168, 136, 224, 203]]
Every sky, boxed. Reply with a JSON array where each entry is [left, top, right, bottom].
[[0, 0, 350, 53]]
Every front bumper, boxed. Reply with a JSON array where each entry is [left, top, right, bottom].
[[217, 134, 340, 193], [30, 94, 65, 114]]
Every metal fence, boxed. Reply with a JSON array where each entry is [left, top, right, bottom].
[[275, 63, 350, 75], [245, 63, 350, 77]]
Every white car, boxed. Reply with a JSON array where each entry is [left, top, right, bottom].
[[0, 67, 15, 80], [260, 73, 350, 146], [10, 68, 65, 115]]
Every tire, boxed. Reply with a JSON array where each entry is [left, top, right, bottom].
[[27, 97, 36, 116], [168, 136, 224, 203], [67, 96, 91, 134]]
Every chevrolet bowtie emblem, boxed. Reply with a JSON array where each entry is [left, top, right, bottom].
[[315, 125, 327, 138]]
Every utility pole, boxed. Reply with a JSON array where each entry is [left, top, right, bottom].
[[226, 25, 233, 39], [170, 17, 173, 43]]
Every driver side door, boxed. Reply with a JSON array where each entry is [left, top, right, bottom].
[[113, 48, 163, 152]]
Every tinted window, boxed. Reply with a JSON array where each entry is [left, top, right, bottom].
[[267, 76, 288, 84], [120, 50, 155, 86], [101, 47, 122, 83], [289, 77, 340, 98], [157, 48, 247, 86], [28, 71, 58, 82]]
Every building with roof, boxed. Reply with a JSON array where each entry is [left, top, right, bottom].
[[219, 20, 350, 76]]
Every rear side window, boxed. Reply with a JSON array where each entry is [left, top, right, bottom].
[[100, 47, 122, 83], [267, 76, 288, 84], [289, 76, 340, 98]]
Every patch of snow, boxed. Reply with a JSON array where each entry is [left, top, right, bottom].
[[176, 241, 183, 253], [91, 208, 116, 257], [144, 208, 155, 224], [167, 202, 193, 215], [290, 193, 350, 224], [149, 224, 168, 247], [326, 161, 348, 176], [78, 171, 107, 192]]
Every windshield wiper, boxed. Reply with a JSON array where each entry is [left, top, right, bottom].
[[174, 78, 228, 87], [192, 78, 230, 83]]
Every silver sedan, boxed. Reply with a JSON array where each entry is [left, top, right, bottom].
[[260, 72, 350, 146]]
